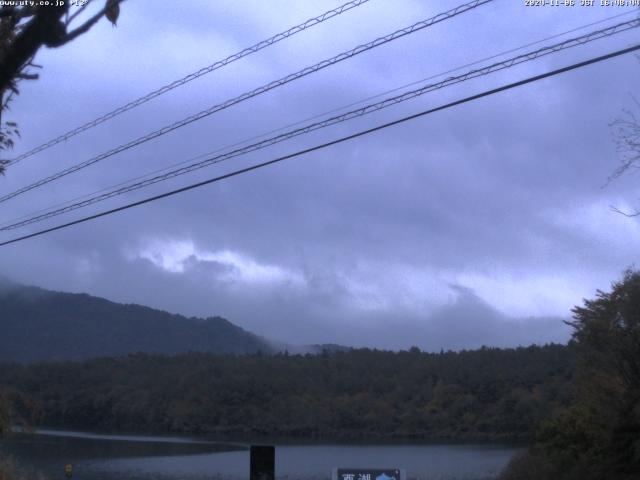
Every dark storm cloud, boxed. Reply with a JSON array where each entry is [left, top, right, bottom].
[[0, 0, 638, 349]]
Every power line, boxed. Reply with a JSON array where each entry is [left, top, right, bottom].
[[4, 11, 631, 231], [2, 18, 637, 232], [319, 9, 639, 117], [3, 0, 374, 166], [3, 18, 636, 230], [9, 7, 629, 230], [1, 42, 637, 248], [0, 0, 493, 205]]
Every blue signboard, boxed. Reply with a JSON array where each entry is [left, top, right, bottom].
[[333, 468, 406, 480]]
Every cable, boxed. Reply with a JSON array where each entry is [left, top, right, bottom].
[[3, 7, 634, 231], [0, 6, 636, 229], [5, 6, 627, 231], [0, 0, 493, 205], [3, 0, 373, 166], [10, 7, 636, 230], [2, 18, 636, 230], [1, 43, 637, 248], [7, 6, 634, 229], [319, 9, 638, 117], [2, 18, 637, 231]]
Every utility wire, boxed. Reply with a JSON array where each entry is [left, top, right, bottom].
[[0, 0, 493, 205], [1, 18, 637, 232], [3, 7, 634, 232], [317, 9, 639, 118], [3, 0, 373, 166], [5, 7, 629, 231], [6, 10, 634, 234], [3, 10, 632, 231], [1, 42, 638, 248]]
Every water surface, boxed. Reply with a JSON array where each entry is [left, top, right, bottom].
[[0, 430, 521, 480]]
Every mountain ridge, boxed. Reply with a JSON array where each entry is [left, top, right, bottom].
[[0, 278, 351, 362], [0, 279, 276, 362]]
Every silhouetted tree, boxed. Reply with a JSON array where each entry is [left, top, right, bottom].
[[506, 269, 640, 480], [566, 269, 640, 476], [0, 0, 122, 174]]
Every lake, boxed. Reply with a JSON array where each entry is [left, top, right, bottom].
[[0, 430, 523, 480]]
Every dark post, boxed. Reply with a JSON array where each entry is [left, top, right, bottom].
[[250, 445, 275, 480]]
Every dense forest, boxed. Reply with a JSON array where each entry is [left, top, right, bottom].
[[0, 344, 573, 442]]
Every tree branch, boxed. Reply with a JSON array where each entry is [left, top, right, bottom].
[[15, 72, 39, 80], [609, 205, 640, 217], [65, 0, 93, 27], [51, 5, 106, 47], [52, 0, 123, 47], [0, 5, 68, 94]]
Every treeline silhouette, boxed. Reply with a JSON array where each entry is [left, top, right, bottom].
[[0, 344, 573, 441], [500, 270, 640, 480]]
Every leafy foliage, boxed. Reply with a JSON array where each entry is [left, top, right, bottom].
[[0, 113, 19, 176], [0, 389, 40, 437], [498, 451, 554, 480], [0, 0, 123, 174], [0, 344, 573, 441], [501, 269, 640, 479]]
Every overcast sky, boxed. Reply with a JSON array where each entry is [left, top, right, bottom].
[[1, 0, 639, 350]]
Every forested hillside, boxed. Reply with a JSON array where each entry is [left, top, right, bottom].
[[0, 345, 574, 441], [0, 280, 273, 362]]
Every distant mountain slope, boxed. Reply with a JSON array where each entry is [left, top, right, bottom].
[[0, 280, 274, 362]]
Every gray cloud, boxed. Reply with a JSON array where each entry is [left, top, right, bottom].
[[0, 0, 637, 350]]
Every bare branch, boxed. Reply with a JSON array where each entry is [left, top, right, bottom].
[[53, 9, 104, 46], [607, 99, 640, 184], [610, 205, 640, 217], [50, 0, 123, 47], [65, 0, 93, 27], [15, 73, 38, 80]]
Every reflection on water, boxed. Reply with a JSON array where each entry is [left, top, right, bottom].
[[0, 430, 522, 480], [34, 428, 242, 445], [1, 430, 244, 476]]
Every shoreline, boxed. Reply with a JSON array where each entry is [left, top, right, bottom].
[[7, 427, 528, 448]]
